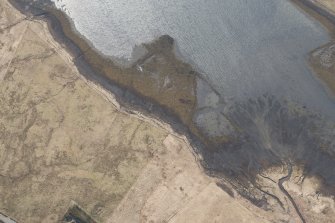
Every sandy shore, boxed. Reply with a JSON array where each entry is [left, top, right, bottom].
[[312, 0, 335, 15], [302, 0, 335, 98], [2, 0, 335, 222], [291, 0, 335, 98], [0, 1, 280, 222]]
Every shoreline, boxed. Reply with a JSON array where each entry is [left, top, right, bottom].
[[8, 0, 335, 151], [294, 0, 335, 31], [5, 0, 335, 215], [0, 1, 215, 222], [293, 0, 335, 100], [3, 1, 335, 222], [7, 0, 210, 152]]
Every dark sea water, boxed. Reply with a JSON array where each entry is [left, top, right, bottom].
[[48, 0, 335, 193]]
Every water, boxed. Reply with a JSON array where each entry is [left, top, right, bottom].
[[52, 0, 334, 113], [49, 0, 335, 189]]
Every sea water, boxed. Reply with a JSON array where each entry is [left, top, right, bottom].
[[52, 0, 334, 115]]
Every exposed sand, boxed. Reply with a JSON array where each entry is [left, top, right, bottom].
[[304, 0, 335, 98], [0, 1, 275, 222], [315, 0, 335, 13], [310, 41, 335, 98], [1, 0, 335, 222], [289, 0, 335, 98]]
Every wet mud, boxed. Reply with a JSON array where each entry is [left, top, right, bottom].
[[202, 95, 335, 195], [278, 164, 306, 223], [293, 0, 335, 99], [310, 41, 335, 98], [8, 0, 335, 211]]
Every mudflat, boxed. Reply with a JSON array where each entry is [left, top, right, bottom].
[[307, 0, 335, 97], [0, 1, 274, 222], [1, 0, 335, 223]]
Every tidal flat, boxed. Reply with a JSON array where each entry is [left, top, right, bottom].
[[2, 0, 335, 222]]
